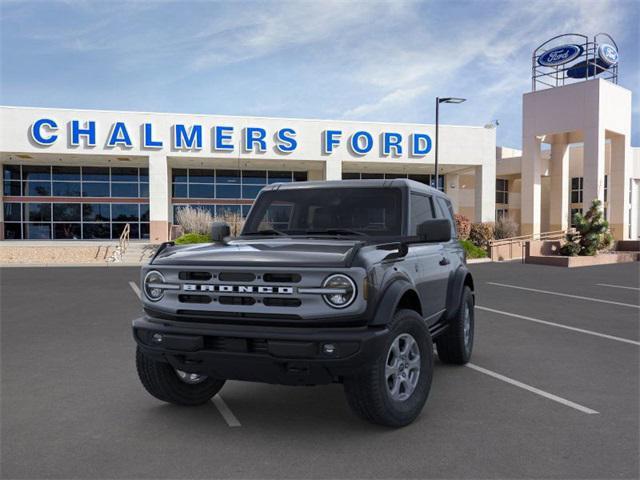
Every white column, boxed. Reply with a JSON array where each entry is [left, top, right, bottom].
[[446, 173, 460, 212], [148, 153, 170, 243], [582, 126, 606, 211], [324, 159, 342, 180], [474, 162, 495, 223], [609, 134, 631, 240], [549, 134, 570, 231], [521, 135, 542, 236]]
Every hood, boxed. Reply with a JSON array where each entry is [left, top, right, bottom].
[[151, 238, 362, 268]]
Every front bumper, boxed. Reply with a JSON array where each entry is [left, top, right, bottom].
[[132, 316, 390, 385]]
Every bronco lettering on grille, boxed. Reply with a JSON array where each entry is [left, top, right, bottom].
[[183, 284, 294, 295]]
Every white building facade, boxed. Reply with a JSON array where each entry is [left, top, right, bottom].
[[0, 106, 496, 242]]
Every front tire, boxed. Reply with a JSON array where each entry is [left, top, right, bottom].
[[436, 286, 474, 364], [136, 347, 225, 406], [343, 309, 434, 427]]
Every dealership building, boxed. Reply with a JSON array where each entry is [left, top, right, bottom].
[[0, 107, 497, 243], [0, 34, 638, 244]]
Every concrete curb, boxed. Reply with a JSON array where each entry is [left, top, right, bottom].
[[467, 258, 492, 264]]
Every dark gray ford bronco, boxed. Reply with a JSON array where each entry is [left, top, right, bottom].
[[133, 179, 475, 427]]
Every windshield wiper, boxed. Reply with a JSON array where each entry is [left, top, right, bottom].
[[304, 228, 367, 237], [243, 229, 288, 236]]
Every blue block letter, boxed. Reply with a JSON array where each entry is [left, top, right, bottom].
[[411, 133, 432, 156], [275, 128, 297, 153], [143, 123, 163, 148], [174, 124, 203, 149], [107, 122, 133, 147], [350, 131, 373, 155], [323, 130, 342, 154], [214, 126, 234, 151], [244, 127, 267, 152], [30, 118, 58, 145], [383, 132, 403, 156], [71, 120, 96, 146]]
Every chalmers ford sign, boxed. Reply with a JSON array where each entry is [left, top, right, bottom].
[[28, 118, 434, 157]]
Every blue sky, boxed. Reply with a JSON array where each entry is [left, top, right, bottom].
[[1, 0, 638, 148]]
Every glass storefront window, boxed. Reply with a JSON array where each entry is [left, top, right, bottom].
[[52, 182, 81, 197], [189, 169, 215, 183], [83, 223, 111, 239], [83, 203, 111, 221], [54, 223, 81, 239], [4, 223, 22, 239], [242, 185, 263, 199], [242, 170, 266, 184], [111, 167, 138, 181], [216, 184, 241, 198], [52, 166, 80, 181], [26, 181, 51, 196], [82, 167, 109, 182], [25, 203, 51, 222], [188, 184, 215, 199], [216, 170, 240, 184], [3, 165, 21, 181], [82, 182, 110, 197], [111, 183, 139, 197], [4, 203, 21, 221], [3, 181, 21, 196], [112, 204, 139, 222], [3, 200, 148, 240], [24, 223, 52, 239], [22, 165, 51, 181], [53, 204, 81, 221]]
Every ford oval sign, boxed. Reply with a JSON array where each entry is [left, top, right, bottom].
[[598, 44, 618, 66], [537, 44, 583, 67]]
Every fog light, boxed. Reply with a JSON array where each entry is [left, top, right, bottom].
[[323, 343, 336, 355], [152, 333, 163, 344]]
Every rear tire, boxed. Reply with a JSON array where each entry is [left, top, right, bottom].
[[136, 347, 225, 406], [436, 286, 474, 365], [343, 309, 433, 427]]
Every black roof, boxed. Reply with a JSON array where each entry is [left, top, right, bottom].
[[261, 178, 445, 197]]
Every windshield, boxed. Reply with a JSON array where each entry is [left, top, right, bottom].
[[242, 187, 403, 237]]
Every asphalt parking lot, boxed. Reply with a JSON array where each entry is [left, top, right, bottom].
[[1, 261, 638, 479]]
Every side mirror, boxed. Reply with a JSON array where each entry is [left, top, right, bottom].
[[417, 219, 452, 243], [211, 222, 231, 243]]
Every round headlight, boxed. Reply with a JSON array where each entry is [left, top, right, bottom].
[[322, 274, 356, 309], [144, 270, 166, 302]]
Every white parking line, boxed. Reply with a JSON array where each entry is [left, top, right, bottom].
[[596, 283, 640, 292], [477, 305, 640, 346], [212, 395, 242, 427], [466, 363, 599, 415], [129, 281, 141, 300], [487, 282, 640, 309]]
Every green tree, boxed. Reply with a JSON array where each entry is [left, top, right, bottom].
[[560, 199, 613, 256]]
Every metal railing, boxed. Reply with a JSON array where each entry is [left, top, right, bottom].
[[489, 229, 572, 262], [106, 223, 131, 263]]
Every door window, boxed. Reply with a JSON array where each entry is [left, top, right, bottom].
[[409, 193, 435, 235]]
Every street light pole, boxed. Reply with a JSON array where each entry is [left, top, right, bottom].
[[435, 97, 440, 190], [434, 96, 466, 191]]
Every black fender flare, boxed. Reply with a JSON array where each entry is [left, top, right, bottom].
[[370, 278, 421, 326], [445, 266, 475, 320]]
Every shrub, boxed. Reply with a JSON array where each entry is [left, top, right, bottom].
[[175, 206, 214, 235], [494, 216, 519, 240], [174, 233, 212, 245], [460, 240, 487, 259], [469, 222, 495, 249], [454, 213, 471, 240], [559, 199, 613, 256]]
